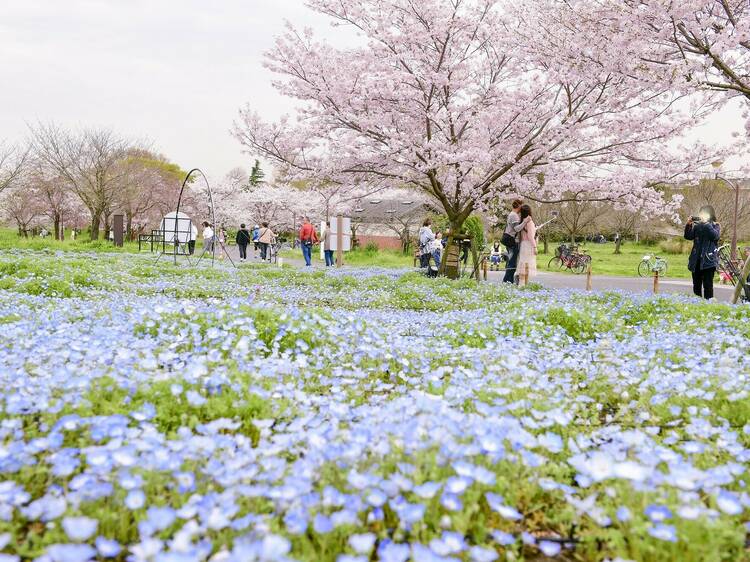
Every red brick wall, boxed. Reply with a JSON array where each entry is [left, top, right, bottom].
[[356, 234, 403, 251]]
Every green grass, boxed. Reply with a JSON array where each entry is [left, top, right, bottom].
[[0, 228, 140, 253], [281, 247, 415, 268], [538, 241, 691, 278]]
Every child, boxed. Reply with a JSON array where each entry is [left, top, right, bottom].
[[490, 240, 503, 270], [430, 232, 443, 267]]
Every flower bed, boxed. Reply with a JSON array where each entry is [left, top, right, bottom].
[[0, 251, 748, 561]]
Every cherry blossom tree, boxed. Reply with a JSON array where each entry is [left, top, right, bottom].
[[0, 142, 28, 195], [234, 0, 716, 252], [528, 1, 749, 130]]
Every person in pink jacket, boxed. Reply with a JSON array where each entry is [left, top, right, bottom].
[[516, 204, 537, 283]]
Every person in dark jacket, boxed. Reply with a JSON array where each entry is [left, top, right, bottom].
[[684, 205, 721, 300], [236, 224, 252, 261]]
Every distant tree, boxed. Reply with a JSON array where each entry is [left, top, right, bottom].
[[249, 160, 265, 187], [556, 199, 601, 244], [29, 123, 130, 240], [0, 142, 28, 195], [0, 183, 43, 237]]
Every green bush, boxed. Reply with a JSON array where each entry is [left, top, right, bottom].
[[659, 238, 690, 254], [363, 241, 379, 255]]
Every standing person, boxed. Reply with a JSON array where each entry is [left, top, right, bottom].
[[299, 217, 319, 267], [418, 219, 435, 268], [684, 205, 720, 300], [323, 221, 334, 267], [188, 222, 197, 255], [430, 231, 443, 267], [516, 204, 538, 284], [257, 222, 275, 261], [202, 221, 215, 254], [236, 223, 251, 261], [502, 199, 525, 283], [252, 225, 260, 258]]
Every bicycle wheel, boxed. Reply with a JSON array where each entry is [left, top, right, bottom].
[[548, 256, 563, 270], [655, 259, 667, 275], [637, 260, 651, 277], [571, 256, 589, 275]]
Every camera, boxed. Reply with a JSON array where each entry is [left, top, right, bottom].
[[690, 215, 703, 223]]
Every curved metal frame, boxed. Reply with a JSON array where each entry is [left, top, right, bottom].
[[174, 168, 216, 267]]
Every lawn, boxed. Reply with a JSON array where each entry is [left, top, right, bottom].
[[538, 241, 692, 278], [0, 250, 749, 561], [0, 228, 140, 253]]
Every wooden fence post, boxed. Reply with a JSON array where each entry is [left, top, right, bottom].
[[520, 262, 529, 286], [336, 214, 343, 268], [653, 269, 659, 294], [586, 263, 592, 291], [483, 257, 488, 281]]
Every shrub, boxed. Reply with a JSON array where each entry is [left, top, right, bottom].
[[364, 241, 379, 255], [659, 238, 689, 254]]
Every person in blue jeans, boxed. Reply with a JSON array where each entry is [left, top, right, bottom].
[[323, 221, 335, 266], [299, 217, 319, 266], [502, 199, 526, 283]]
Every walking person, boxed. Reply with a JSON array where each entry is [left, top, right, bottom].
[[236, 223, 251, 261], [257, 222, 275, 261], [323, 221, 334, 266], [684, 205, 720, 300], [299, 217, 319, 267], [502, 199, 525, 283], [418, 219, 435, 268], [202, 221, 215, 254], [252, 225, 260, 258], [516, 204, 538, 285]]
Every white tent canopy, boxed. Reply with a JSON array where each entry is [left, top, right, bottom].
[[160, 212, 197, 244]]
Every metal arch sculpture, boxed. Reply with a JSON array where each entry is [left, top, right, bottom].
[[174, 168, 216, 267]]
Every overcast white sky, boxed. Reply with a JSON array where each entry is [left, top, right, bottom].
[[0, 0, 746, 178]]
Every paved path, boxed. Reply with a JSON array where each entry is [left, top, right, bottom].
[[484, 269, 735, 302], [219, 244, 735, 302]]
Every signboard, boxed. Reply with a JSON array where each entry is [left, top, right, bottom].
[[320, 218, 352, 252], [323, 217, 351, 252], [160, 212, 197, 244]]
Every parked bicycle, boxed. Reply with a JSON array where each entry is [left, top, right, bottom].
[[638, 254, 667, 277], [716, 244, 750, 302], [548, 243, 591, 274]]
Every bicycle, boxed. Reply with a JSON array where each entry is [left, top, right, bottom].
[[638, 254, 667, 277], [548, 243, 591, 274]]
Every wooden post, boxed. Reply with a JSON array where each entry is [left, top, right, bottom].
[[732, 252, 750, 304], [520, 262, 529, 286], [586, 263, 592, 291], [113, 214, 124, 247], [336, 214, 343, 268], [482, 258, 488, 281], [653, 269, 659, 294]]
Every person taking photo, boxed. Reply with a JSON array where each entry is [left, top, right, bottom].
[[684, 205, 720, 300]]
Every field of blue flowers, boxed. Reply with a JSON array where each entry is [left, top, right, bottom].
[[0, 250, 749, 562]]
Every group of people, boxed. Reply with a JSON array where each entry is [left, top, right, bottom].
[[417, 219, 445, 270], [232, 223, 276, 261], [501, 199, 538, 284], [200, 217, 336, 267], [298, 218, 336, 267]]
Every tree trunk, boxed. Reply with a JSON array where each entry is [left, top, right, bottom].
[[440, 217, 467, 279], [614, 238, 622, 254], [53, 213, 61, 241], [543, 235, 548, 255], [103, 213, 111, 240], [90, 214, 101, 241], [126, 213, 133, 241]]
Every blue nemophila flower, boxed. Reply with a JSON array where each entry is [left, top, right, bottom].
[[45, 543, 97, 562], [62, 516, 98, 541], [644, 504, 672, 522], [95, 536, 121, 558], [348, 533, 377, 554], [648, 524, 677, 542], [125, 489, 146, 510], [469, 545, 498, 562], [539, 540, 562, 556], [716, 490, 743, 515]]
